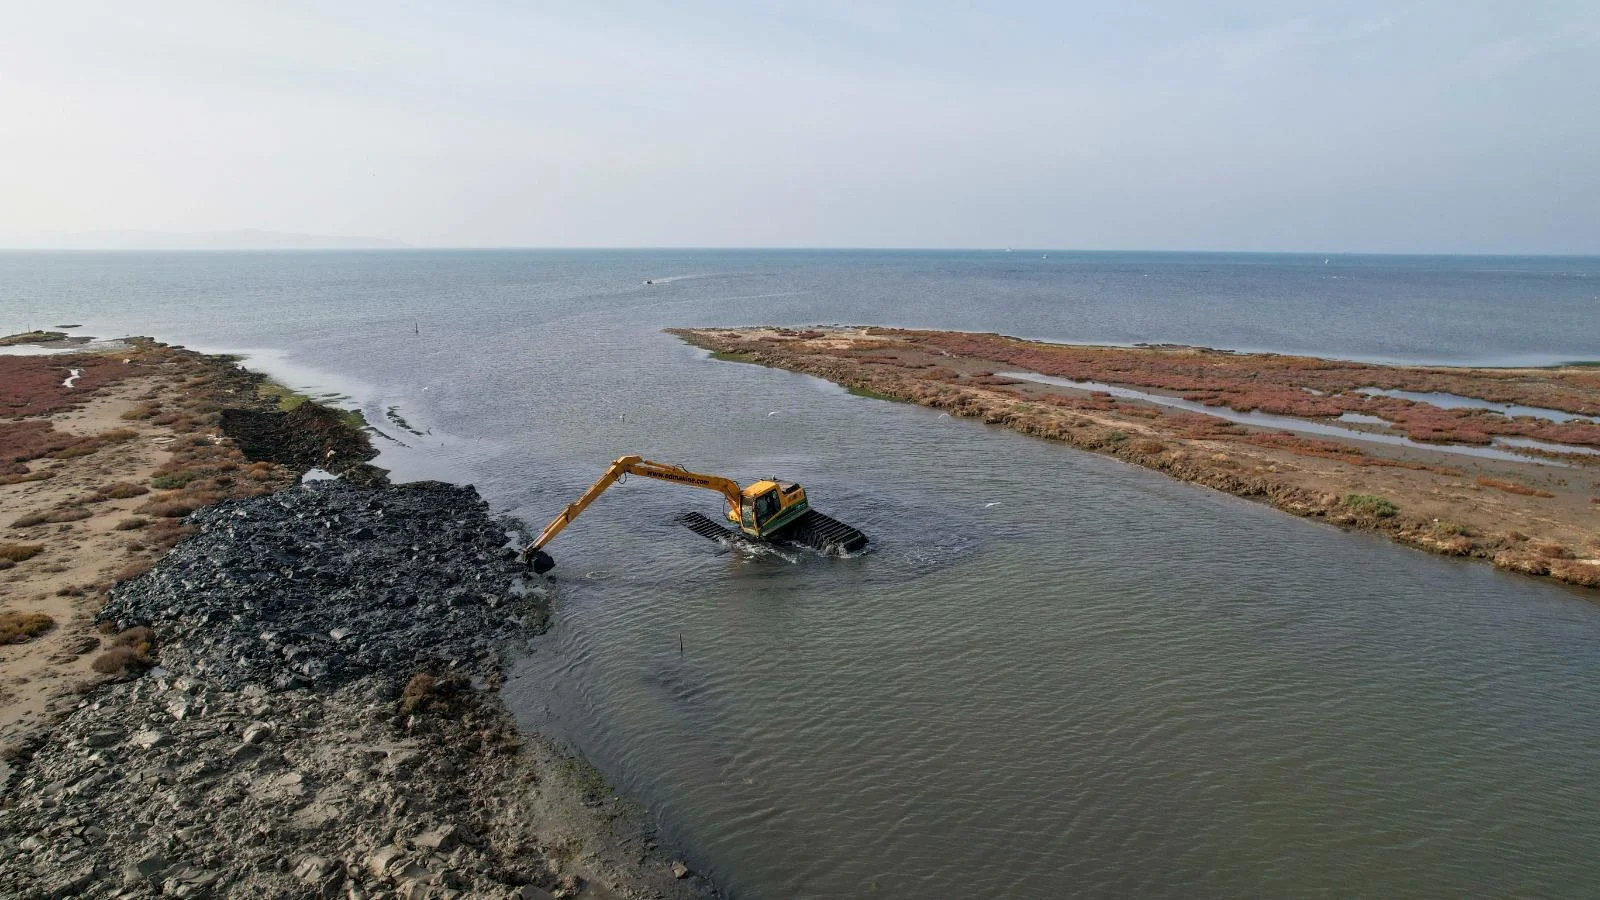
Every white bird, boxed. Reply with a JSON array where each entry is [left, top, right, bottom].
[[767, 410, 780, 416], [984, 501, 1002, 508]]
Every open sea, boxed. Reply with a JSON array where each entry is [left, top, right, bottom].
[[3, 249, 1599, 897]]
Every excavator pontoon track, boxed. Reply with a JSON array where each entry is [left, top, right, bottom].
[[676, 511, 739, 543], [676, 509, 868, 557], [780, 509, 870, 555]]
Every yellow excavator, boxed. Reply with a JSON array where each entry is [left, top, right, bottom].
[[520, 454, 869, 574]]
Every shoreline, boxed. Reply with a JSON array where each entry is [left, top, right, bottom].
[[672, 326, 1600, 591], [0, 335, 715, 898]]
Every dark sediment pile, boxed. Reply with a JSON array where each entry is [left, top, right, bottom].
[[99, 480, 542, 691], [219, 403, 388, 486], [0, 480, 712, 899]]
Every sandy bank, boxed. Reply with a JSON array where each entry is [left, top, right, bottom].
[[672, 326, 1600, 591]]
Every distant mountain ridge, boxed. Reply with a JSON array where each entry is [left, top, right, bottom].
[[2, 229, 408, 250]]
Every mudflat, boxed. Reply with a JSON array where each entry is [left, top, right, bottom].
[[672, 326, 1600, 590]]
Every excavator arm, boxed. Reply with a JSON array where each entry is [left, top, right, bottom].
[[520, 454, 746, 572]]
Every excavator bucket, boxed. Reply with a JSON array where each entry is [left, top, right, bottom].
[[528, 550, 555, 575]]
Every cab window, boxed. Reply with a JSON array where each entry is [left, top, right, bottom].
[[754, 490, 780, 524]]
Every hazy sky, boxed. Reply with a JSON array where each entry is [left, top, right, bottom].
[[3, 2, 1598, 252]]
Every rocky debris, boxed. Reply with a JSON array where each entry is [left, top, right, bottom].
[[0, 666, 644, 898], [0, 479, 714, 899], [99, 480, 546, 691]]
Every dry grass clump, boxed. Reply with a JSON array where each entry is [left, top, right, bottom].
[[0, 543, 44, 563], [113, 559, 155, 583], [97, 481, 151, 500], [142, 519, 195, 551], [399, 672, 469, 716], [0, 612, 56, 644], [2, 422, 138, 470], [1476, 476, 1555, 498], [9, 506, 93, 528], [46, 427, 137, 460], [243, 461, 280, 481], [134, 494, 212, 519], [1550, 560, 1600, 587], [113, 517, 149, 531], [1532, 542, 1575, 560], [91, 626, 156, 674], [120, 402, 160, 420]]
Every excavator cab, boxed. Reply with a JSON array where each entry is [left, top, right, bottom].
[[734, 480, 809, 538]]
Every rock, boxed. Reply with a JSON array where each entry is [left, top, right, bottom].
[[44, 864, 97, 898], [160, 865, 217, 898], [294, 854, 339, 885], [123, 854, 170, 885], [410, 824, 461, 853], [133, 729, 171, 750], [83, 729, 124, 748], [671, 860, 690, 879], [395, 878, 432, 900], [516, 886, 557, 900], [242, 722, 274, 745], [366, 844, 407, 879]]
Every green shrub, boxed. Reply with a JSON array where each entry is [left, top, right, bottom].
[[1344, 493, 1398, 518], [150, 470, 205, 490]]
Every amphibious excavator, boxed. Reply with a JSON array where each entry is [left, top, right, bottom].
[[520, 455, 869, 574]]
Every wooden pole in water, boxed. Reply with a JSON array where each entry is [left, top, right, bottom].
[[679, 632, 684, 655]]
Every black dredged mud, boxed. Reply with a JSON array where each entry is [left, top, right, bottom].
[[98, 480, 543, 691]]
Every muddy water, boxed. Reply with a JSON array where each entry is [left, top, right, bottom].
[[4, 250, 1600, 897]]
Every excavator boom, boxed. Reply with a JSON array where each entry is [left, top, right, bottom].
[[520, 453, 867, 573]]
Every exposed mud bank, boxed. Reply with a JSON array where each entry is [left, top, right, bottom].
[[673, 327, 1600, 591]]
